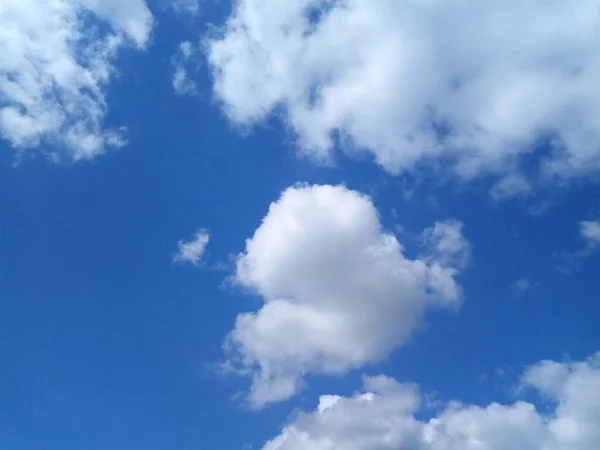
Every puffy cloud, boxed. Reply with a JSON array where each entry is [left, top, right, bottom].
[[0, 0, 153, 160], [207, 0, 600, 192], [580, 220, 600, 248], [225, 184, 468, 407], [172, 41, 199, 95], [174, 229, 210, 265], [262, 351, 600, 450]]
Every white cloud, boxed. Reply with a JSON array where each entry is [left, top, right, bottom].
[[420, 220, 471, 270], [580, 220, 600, 248], [172, 41, 198, 96], [0, 0, 153, 160], [173, 68, 198, 95], [174, 230, 210, 265], [77, 0, 153, 47], [490, 174, 533, 201], [207, 0, 600, 192], [225, 184, 468, 408], [262, 351, 600, 450], [179, 41, 196, 60], [171, 0, 201, 15]]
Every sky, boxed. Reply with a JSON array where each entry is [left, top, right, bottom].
[[0, 1, 599, 449]]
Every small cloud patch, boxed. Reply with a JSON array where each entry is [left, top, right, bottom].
[[174, 229, 210, 266]]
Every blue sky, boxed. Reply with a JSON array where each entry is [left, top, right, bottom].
[[1, 1, 600, 449]]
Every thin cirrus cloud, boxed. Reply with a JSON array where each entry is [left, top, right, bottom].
[[174, 230, 210, 266], [224, 184, 470, 408], [262, 351, 600, 450], [206, 0, 600, 195], [0, 0, 153, 160]]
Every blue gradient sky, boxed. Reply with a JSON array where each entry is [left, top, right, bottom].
[[1, 1, 599, 449]]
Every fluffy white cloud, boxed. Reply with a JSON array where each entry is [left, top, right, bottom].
[[225, 184, 468, 407], [207, 0, 600, 192], [0, 0, 153, 160], [174, 229, 210, 265], [172, 41, 198, 95], [580, 220, 600, 248], [262, 351, 600, 450]]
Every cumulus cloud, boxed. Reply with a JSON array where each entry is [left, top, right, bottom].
[[207, 0, 600, 192], [0, 0, 153, 160], [225, 184, 468, 407], [174, 229, 210, 265], [262, 351, 600, 450], [172, 41, 199, 95]]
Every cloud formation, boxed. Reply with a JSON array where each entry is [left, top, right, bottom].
[[0, 0, 153, 160], [207, 0, 600, 193], [172, 41, 199, 96], [262, 351, 600, 450], [420, 220, 471, 270], [174, 229, 210, 265], [225, 184, 468, 407], [168, 0, 201, 16], [580, 220, 600, 248], [558, 219, 600, 273]]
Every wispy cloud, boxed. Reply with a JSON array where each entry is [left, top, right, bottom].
[[557, 220, 600, 273], [168, 0, 201, 15], [511, 277, 540, 298], [581, 221, 600, 248], [172, 41, 199, 96], [174, 229, 210, 266]]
